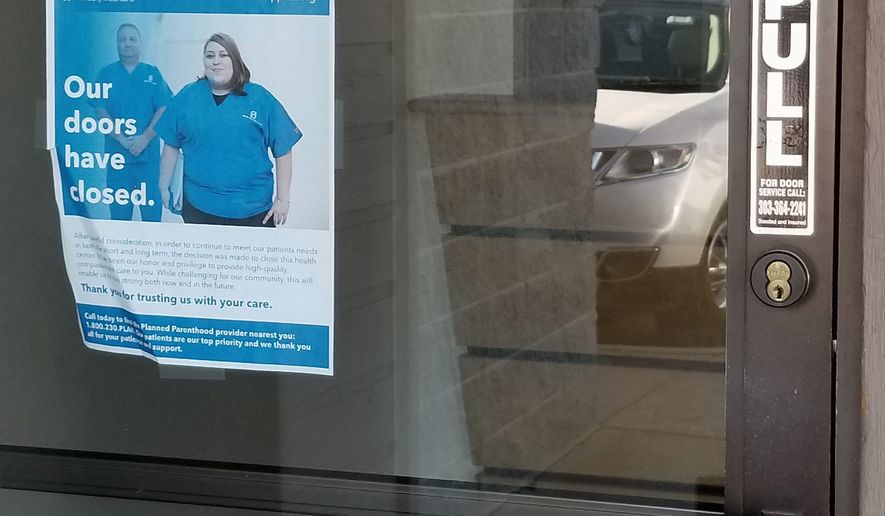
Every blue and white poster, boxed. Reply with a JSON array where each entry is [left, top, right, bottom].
[[46, 0, 335, 374]]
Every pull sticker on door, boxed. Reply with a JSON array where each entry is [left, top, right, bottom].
[[751, 0, 816, 235]]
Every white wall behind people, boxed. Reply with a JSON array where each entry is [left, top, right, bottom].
[[90, 13, 333, 229]]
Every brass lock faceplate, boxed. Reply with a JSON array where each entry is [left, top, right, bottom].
[[765, 261, 792, 282]]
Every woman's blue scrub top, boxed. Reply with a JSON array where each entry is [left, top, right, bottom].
[[92, 62, 172, 164], [156, 81, 302, 219]]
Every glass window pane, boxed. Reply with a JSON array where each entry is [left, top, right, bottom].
[[0, 0, 727, 512]]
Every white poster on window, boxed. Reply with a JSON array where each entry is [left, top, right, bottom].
[[46, 0, 335, 374]]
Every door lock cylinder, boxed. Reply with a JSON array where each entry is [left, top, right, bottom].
[[765, 261, 792, 303], [751, 252, 809, 307]]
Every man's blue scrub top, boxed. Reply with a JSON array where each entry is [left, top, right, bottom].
[[92, 62, 172, 164], [156, 81, 303, 219]]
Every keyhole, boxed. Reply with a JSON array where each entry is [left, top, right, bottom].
[[767, 279, 792, 303]]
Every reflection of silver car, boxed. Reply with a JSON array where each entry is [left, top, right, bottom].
[[591, 0, 729, 324]]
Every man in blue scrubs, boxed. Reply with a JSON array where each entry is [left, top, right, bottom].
[[93, 23, 172, 222]]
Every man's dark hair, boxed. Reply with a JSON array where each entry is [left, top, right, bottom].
[[117, 23, 141, 38]]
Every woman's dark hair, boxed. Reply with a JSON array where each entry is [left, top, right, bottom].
[[200, 33, 251, 95]]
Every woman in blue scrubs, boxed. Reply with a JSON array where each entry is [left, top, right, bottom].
[[156, 33, 302, 227]]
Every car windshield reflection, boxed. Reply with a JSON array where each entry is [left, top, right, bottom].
[[599, 1, 729, 93]]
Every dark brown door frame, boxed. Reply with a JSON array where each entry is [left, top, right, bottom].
[[727, 0, 868, 513], [834, 0, 867, 513]]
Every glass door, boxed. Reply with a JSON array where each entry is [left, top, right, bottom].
[[0, 0, 840, 514]]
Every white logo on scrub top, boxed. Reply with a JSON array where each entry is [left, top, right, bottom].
[[243, 111, 263, 127], [144, 74, 157, 85]]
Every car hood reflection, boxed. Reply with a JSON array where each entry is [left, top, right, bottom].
[[591, 89, 723, 148]]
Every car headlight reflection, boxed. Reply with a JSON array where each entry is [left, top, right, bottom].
[[592, 144, 696, 186]]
